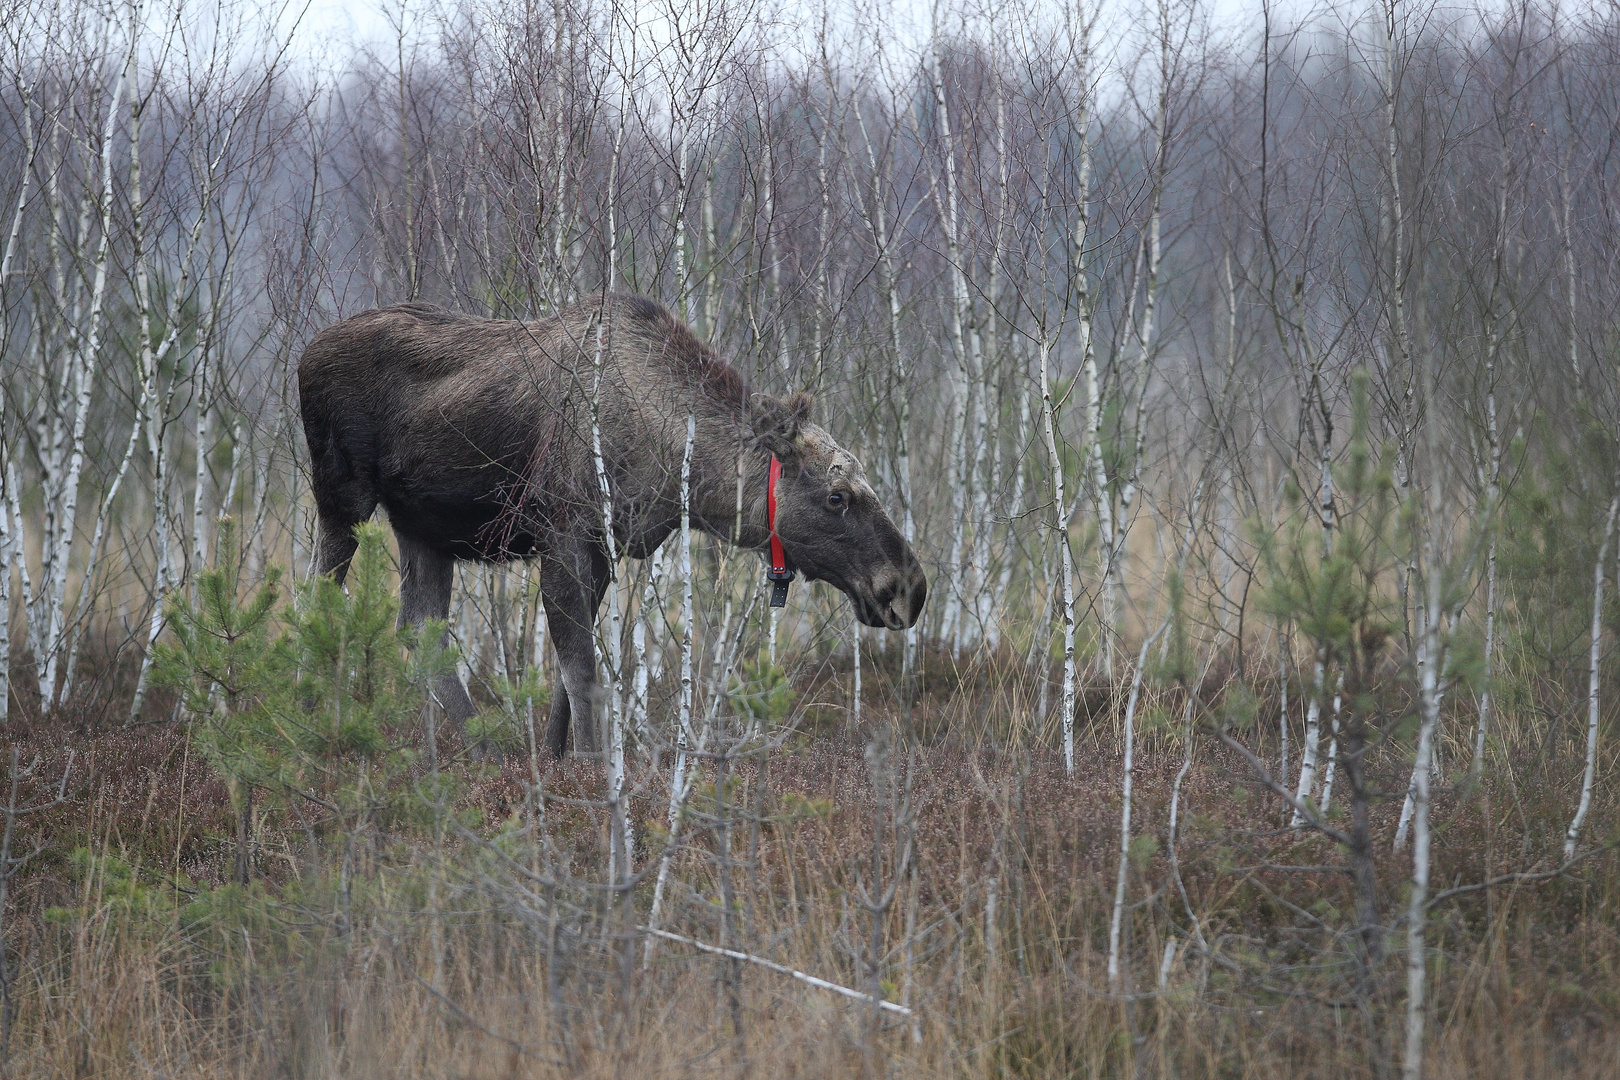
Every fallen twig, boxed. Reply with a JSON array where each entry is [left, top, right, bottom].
[[640, 927, 914, 1016]]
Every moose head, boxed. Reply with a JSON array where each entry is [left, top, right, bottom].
[[752, 392, 927, 631]]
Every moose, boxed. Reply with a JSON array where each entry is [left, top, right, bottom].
[[298, 293, 927, 757]]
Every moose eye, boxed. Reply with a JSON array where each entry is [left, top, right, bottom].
[[827, 491, 846, 510]]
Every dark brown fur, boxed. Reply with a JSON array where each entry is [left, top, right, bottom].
[[299, 293, 925, 756]]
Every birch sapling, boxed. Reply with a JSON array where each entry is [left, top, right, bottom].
[[1292, 400, 1335, 825], [1039, 330, 1078, 776], [593, 308, 630, 882], [1061, 0, 1105, 680], [990, 389, 1031, 647], [852, 614, 862, 723], [126, 14, 239, 722], [849, 70, 917, 677], [0, 60, 34, 725], [594, 17, 633, 873], [1167, 666, 1211, 965], [1108, 0, 1174, 642], [630, 546, 667, 745], [966, 52, 1013, 652], [643, 416, 699, 967], [1560, 152, 1579, 379], [1320, 673, 1343, 812], [191, 344, 213, 579], [1278, 628, 1290, 781], [1564, 495, 1618, 859], [811, 22, 833, 391], [37, 17, 135, 711], [1401, 324, 1456, 1080], [0, 489, 10, 725], [1470, 121, 1510, 784], [124, 69, 179, 721], [926, 4, 979, 652], [1107, 622, 1167, 988]]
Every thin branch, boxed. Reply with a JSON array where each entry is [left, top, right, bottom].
[[640, 927, 914, 1016]]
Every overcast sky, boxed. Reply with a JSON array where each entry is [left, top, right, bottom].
[[282, 0, 1295, 73]]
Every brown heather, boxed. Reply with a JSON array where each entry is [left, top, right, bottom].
[[0, 643, 1613, 1080]]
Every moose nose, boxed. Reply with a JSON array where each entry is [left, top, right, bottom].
[[882, 562, 927, 630]]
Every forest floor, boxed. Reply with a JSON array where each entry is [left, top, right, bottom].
[[0, 641, 1615, 1079]]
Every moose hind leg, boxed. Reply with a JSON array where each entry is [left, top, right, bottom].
[[309, 449, 376, 583], [395, 531, 477, 736], [315, 513, 365, 584]]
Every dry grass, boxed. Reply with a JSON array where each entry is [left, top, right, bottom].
[[0, 643, 1616, 1079]]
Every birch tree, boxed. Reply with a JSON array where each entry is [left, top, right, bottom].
[[21, 3, 136, 714], [847, 34, 920, 681], [1563, 496, 1618, 860], [926, 1, 983, 654]]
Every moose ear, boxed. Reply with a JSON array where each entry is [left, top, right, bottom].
[[752, 392, 814, 459]]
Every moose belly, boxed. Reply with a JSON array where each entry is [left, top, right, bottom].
[[380, 468, 540, 562]]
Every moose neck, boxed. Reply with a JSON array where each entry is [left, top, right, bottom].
[[692, 440, 775, 553]]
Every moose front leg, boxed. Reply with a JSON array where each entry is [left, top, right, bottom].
[[540, 535, 612, 758]]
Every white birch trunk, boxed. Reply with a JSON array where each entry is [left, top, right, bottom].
[[812, 42, 832, 390], [124, 3, 239, 719], [37, 28, 134, 710], [644, 416, 699, 967], [1401, 535, 1446, 1080], [671, 86, 689, 319], [3, 465, 27, 710], [762, 134, 786, 373], [1291, 648, 1326, 826], [592, 337, 629, 884], [1084, 346, 1111, 677], [0, 489, 11, 724], [598, 31, 633, 888], [1101, 0, 1171, 685], [989, 389, 1030, 649], [124, 26, 184, 725], [1065, 4, 1104, 679], [851, 615, 862, 723], [98, 143, 215, 717], [220, 415, 244, 528], [1471, 530, 1498, 779], [548, 3, 571, 310], [1278, 631, 1290, 780], [1294, 370, 1337, 821], [852, 86, 916, 677], [1107, 627, 1163, 988], [629, 545, 667, 745], [1564, 496, 1618, 860], [702, 164, 718, 334], [1320, 673, 1344, 813], [191, 349, 213, 577], [1400, 243, 1454, 1079], [1114, 182, 1163, 613], [0, 70, 36, 725], [928, 7, 979, 653], [28, 132, 83, 688], [1560, 154, 1579, 379], [1039, 333, 1077, 775], [966, 61, 1011, 653], [1470, 132, 1509, 783]]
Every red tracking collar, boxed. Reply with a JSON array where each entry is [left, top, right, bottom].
[[766, 455, 794, 607]]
